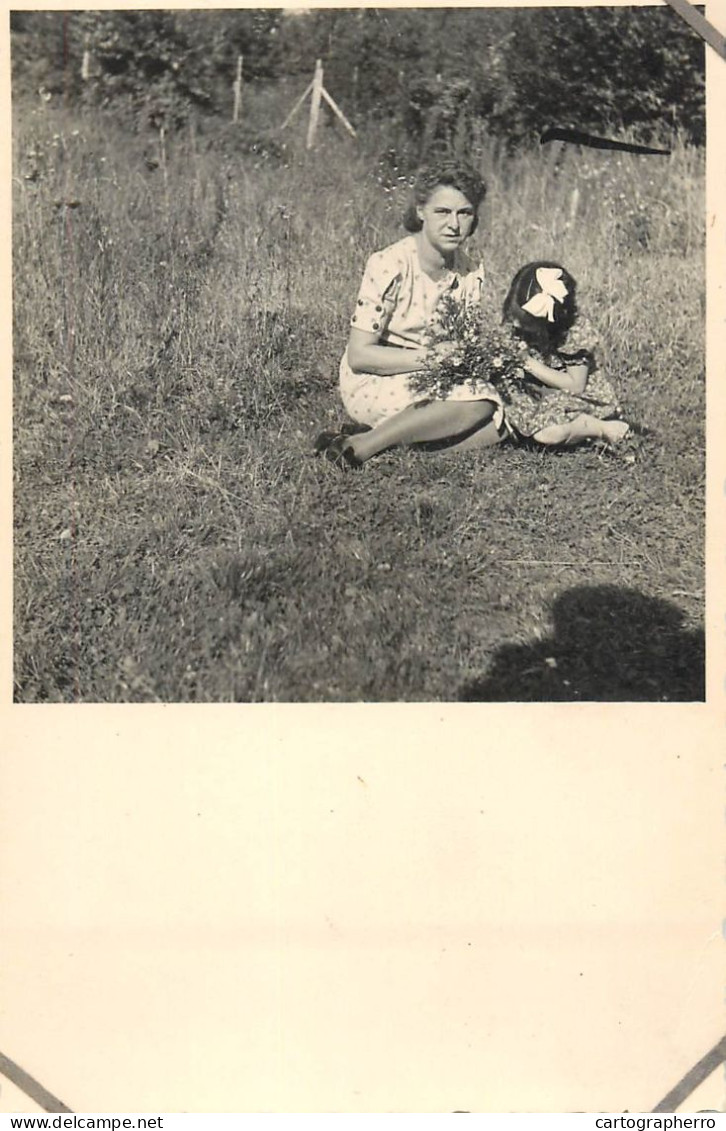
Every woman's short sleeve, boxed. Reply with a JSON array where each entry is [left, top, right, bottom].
[[458, 262, 485, 306], [350, 249, 403, 335]]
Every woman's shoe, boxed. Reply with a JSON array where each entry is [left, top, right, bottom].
[[313, 430, 339, 454], [324, 433, 363, 470]]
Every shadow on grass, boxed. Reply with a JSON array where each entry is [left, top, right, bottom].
[[459, 585, 704, 702]]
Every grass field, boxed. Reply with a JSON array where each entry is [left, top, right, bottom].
[[12, 93, 705, 702]]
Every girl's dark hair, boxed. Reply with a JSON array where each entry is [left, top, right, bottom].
[[502, 261, 577, 352], [402, 159, 487, 235]]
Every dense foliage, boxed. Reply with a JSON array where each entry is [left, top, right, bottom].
[[11, 6, 705, 145], [505, 6, 706, 145]]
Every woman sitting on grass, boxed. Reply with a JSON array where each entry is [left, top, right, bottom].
[[493, 262, 630, 448], [314, 159, 505, 470]]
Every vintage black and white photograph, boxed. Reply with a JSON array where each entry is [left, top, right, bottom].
[[12, 5, 706, 702]]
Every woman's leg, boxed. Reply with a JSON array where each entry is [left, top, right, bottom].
[[346, 400, 497, 463], [533, 414, 630, 447], [436, 420, 506, 452]]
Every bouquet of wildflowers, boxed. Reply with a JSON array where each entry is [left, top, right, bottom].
[[408, 293, 528, 402]]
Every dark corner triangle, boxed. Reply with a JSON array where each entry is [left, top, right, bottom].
[[0, 1051, 73, 1113]]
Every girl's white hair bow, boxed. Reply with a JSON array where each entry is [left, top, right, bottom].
[[521, 267, 568, 321]]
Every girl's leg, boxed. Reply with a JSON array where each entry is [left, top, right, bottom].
[[347, 400, 497, 463], [533, 414, 630, 447]]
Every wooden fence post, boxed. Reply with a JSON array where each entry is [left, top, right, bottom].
[[321, 86, 357, 139], [232, 54, 243, 123], [281, 59, 357, 146], [280, 78, 314, 131], [306, 58, 323, 149]]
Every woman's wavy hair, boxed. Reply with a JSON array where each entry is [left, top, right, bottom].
[[402, 159, 487, 235], [502, 261, 578, 353]]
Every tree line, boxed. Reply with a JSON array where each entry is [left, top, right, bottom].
[[11, 7, 705, 147]]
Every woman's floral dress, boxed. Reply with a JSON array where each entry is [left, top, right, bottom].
[[339, 235, 505, 428]]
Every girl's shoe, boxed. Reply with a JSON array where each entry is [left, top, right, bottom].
[[324, 433, 363, 470], [628, 422, 654, 439], [600, 421, 631, 445]]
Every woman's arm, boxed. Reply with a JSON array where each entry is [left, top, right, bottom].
[[523, 353, 588, 394], [346, 327, 427, 376]]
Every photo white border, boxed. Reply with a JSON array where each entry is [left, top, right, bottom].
[[2, 0, 724, 1113]]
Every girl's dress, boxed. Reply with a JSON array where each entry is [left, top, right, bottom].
[[499, 314, 620, 438], [339, 235, 505, 428]]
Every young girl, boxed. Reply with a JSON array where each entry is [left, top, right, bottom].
[[497, 262, 630, 447]]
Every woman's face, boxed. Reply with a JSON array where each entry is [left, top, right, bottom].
[[417, 185, 477, 258]]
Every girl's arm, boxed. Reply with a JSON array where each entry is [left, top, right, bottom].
[[347, 327, 429, 376], [523, 352, 588, 394]]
